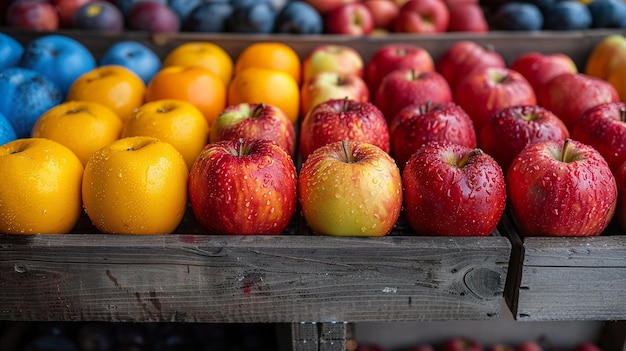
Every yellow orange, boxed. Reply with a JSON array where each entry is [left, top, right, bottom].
[[146, 66, 226, 126], [32, 101, 123, 166], [67, 65, 146, 123], [82, 136, 189, 234], [0, 138, 83, 234], [228, 67, 300, 124], [234, 42, 302, 85], [163, 42, 234, 86], [122, 99, 210, 170]]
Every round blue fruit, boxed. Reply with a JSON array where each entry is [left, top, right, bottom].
[[100, 41, 161, 85], [274, 1, 323, 34], [0, 33, 24, 71], [0, 112, 17, 146], [492, 2, 544, 31], [543, 0, 592, 30]]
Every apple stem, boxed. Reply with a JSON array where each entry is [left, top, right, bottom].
[[342, 96, 349, 111], [253, 103, 265, 118], [560, 138, 572, 162], [420, 101, 432, 114], [621, 107, 626, 122], [238, 138, 245, 157], [342, 140, 353, 163], [457, 148, 483, 168]]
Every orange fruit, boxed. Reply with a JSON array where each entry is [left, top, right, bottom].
[[122, 99, 210, 170], [146, 66, 226, 126], [32, 100, 123, 166], [82, 136, 189, 234], [0, 138, 83, 234], [67, 65, 146, 123], [607, 64, 626, 102], [163, 42, 234, 86], [234, 42, 302, 85], [228, 67, 300, 124]]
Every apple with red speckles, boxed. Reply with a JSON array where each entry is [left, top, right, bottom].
[[509, 52, 578, 93], [365, 43, 435, 94], [403, 141, 506, 236], [507, 138, 617, 237], [375, 68, 453, 122], [302, 44, 365, 83], [189, 138, 297, 235], [300, 71, 370, 117], [298, 140, 402, 236], [324, 2, 374, 36], [479, 105, 570, 174], [210, 102, 296, 158], [392, 0, 450, 33], [436, 41, 506, 89], [299, 98, 389, 162], [389, 101, 476, 169], [455, 66, 537, 134]]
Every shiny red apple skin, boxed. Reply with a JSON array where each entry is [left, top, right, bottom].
[[362, 0, 399, 30], [299, 98, 390, 162], [570, 102, 626, 173], [298, 140, 402, 237], [324, 2, 374, 36], [442, 337, 482, 351], [303, 0, 358, 14], [365, 43, 435, 94], [403, 141, 506, 236], [436, 41, 506, 89], [210, 103, 296, 158], [300, 71, 370, 117], [392, 0, 449, 33], [389, 101, 477, 169], [455, 66, 537, 134], [509, 52, 578, 92], [6, 0, 59, 30], [375, 68, 453, 123], [479, 105, 570, 174], [536, 72, 620, 131], [507, 139, 617, 237], [188, 138, 297, 235], [446, 2, 488, 32]]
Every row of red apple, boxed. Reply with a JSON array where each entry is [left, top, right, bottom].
[[355, 337, 604, 351]]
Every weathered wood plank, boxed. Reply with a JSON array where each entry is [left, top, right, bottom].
[[0, 231, 510, 323], [522, 236, 626, 267]]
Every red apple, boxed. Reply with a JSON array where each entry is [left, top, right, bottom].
[[362, 0, 399, 30], [509, 52, 578, 93], [374, 68, 453, 122], [570, 102, 626, 173], [436, 41, 506, 89], [487, 345, 516, 351], [51, 0, 93, 27], [303, 0, 358, 14], [298, 140, 402, 236], [389, 101, 477, 169], [392, 0, 449, 33], [300, 71, 370, 116], [446, 2, 488, 33], [454, 66, 537, 134], [516, 341, 543, 351], [507, 139, 617, 237], [403, 141, 506, 236], [302, 44, 365, 83], [408, 345, 435, 351], [126, 1, 180, 33], [210, 102, 296, 158], [479, 105, 570, 174], [299, 98, 390, 162], [573, 343, 603, 351], [324, 2, 374, 36], [188, 138, 297, 235], [536, 72, 620, 131], [6, 0, 59, 30], [442, 338, 483, 351], [365, 43, 435, 94]]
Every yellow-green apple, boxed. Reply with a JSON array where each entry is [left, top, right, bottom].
[[324, 2, 374, 36], [436, 41, 506, 89], [507, 138, 617, 237], [585, 33, 626, 80], [389, 101, 477, 169], [402, 141, 506, 236], [454, 66, 537, 134], [303, 0, 358, 14], [365, 43, 435, 94], [570, 102, 626, 173], [392, 0, 449, 33], [362, 0, 399, 30], [6, 0, 59, 30], [299, 98, 390, 162], [478, 105, 570, 175], [509, 52, 578, 93], [536, 72, 619, 131], [302, 44, 365, 83], [447, 2, 488, 32], [375, 68, 453, 122], [614, 160, 626, 232], [210, 102, 296, 158], [298, 140, 402, 236], [300, 71, 369, 116], [189, 138, 297, 235]]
